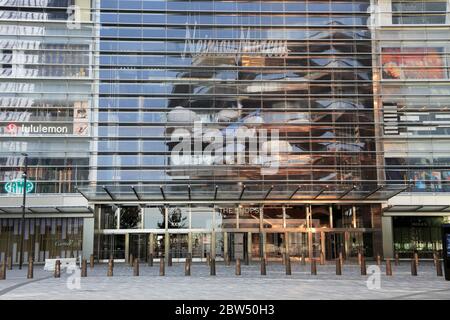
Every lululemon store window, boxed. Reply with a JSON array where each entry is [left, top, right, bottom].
[[86, 0, 393, 262]]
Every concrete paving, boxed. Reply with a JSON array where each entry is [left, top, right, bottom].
[[0, 261, 448, 300]]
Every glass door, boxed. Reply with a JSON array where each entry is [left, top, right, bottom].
[[129, 234, 147, 262]]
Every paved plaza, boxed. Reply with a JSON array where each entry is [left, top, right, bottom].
[[0, 261, 448, 300]]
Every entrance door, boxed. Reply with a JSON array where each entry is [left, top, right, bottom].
[[169, 234, 189, 259], [129, 234, 148, 262], [227, 233, 249, 261]]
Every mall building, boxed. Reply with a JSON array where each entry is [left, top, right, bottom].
[[0, 0, 449, 264]]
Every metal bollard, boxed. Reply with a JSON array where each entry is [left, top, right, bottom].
[[168, 252, 173, 267], [129, 254, 133, 266], [185, 258, 191, 276], [336, 258, 342, 275], [339, 252, 343, 270], [148, 253, 153, 267], [311, 259, 317, 275], [235, 258, 241, 276], [301, 253, 306, 265], [320, 251, 325, 265], [436, 258, 443, 277], [414, 252, 419, 267], [7, 256, 12, 270], [411, 258, 417, 276], [54, 260, 61, 278], [210, 258, 216, 276], [133, 258, 139, 276], [395, 253, 400, 266], [27, 258, 34, 279], [260, 257, 266, 275], [358, 251, 362, 266], [376, 254, 381, 266], [285, 255, 292, 275], [107, 258, 113, 277], [90, 254, 94, 269], [159, 257, 165, 276], [81, 258, 87, 277], [360, 255, 367, 275], [386, 258, 392, 276], [0, 260, 5, 280]]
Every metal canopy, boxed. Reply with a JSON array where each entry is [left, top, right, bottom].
[[0, 206, 94, 214], [384, 205, 450, 215], [77, 184, 408, 204]]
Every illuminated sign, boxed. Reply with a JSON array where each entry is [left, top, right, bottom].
[[4, 179, 34, 194], [4, 123, 69, 135]]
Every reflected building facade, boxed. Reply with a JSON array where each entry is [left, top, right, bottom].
[[90, 0, 398, 263]]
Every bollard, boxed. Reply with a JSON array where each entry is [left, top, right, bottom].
[[235, 258, 241, 276], [414, 252, 419, 267], [81, 259, 87, 277], [54, 260, 61, 278], [358, 251, 362, 266], [167, 252, 173, 266], [395, 253, 399, 266], [185, 258, 191, 276], [27, 258, 34, 279], [339, 252, 343, 270], [107, 258, 113, 277], [0, 260, 5, 280], [311, 259, 317, 275], [148, 253, 153, 267], [376, 254, 381, 266], [433, 252, 437, 267], [206, 253, 210, 266], [210, 258, 216, 276], [7, 256, 12, 270], [90, 254, 94, 269], [301, 253, 306, 265], [360, 255, 367, 275], [411, 258, 417, 276], [285, 255, 292, 275], [436, 258, 443, 277], [260, 257, 267, 275], [129, 254, 133, 266], [320, 251, 325, 265], [336, 258, 342, 275], [386, 258, 392, 276], [225, 253, 230, 266], [133, 258, 139, 276], [159, 257, 165, 276]]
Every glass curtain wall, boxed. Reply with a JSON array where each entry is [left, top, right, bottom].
[[0, 0, 94, 195], [96, 0, 377, 193]]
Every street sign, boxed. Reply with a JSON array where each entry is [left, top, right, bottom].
[[4, 179, 34, 194]]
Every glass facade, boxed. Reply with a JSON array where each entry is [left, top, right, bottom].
[[1, 0, 449, 264], [0, 0, 94, 194], [96, 0, 378, 192]]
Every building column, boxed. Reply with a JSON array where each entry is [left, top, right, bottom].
[[211, 231, 216, 259], [329, 205, 333, 228], [344, 231, 350, 259], [247, 232, 252, 262], [320, 231, 326, 260], [188, 232, 192, 257], [382, 216, 394, 258], [82, 217, 94, 260], [223, 231, 228, 260], [124, 233, 129, 263], [284, 231, 290, 257], [164, 206, 170, 261]]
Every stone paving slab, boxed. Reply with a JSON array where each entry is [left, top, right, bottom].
[[0, 261, 448, 300]]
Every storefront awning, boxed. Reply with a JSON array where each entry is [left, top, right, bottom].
[[383, 205, 450, 216], [77, 184, 408, 205], [0, 205, 93, 215]]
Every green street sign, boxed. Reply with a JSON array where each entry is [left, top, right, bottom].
[[4, 179, 34, 194]]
